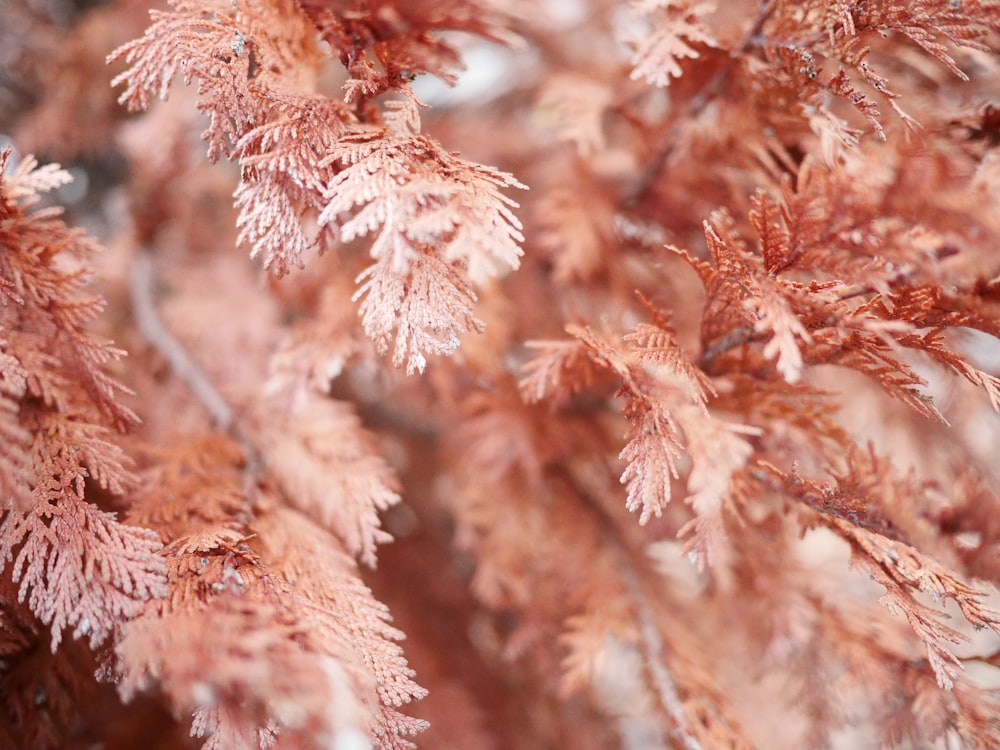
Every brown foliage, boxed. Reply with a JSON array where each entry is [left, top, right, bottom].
[[4, 0, 1000, 748]]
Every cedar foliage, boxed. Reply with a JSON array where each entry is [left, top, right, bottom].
[[4, 0, 1000, 747]]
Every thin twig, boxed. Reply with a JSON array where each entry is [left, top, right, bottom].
[[129, 248, 263, 487], [620, 0, 777, 209], [130, 250, 233, 429], [615, 549, 706, 750], [567, 473, 707, 750], [699, 326, 754, 369]]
